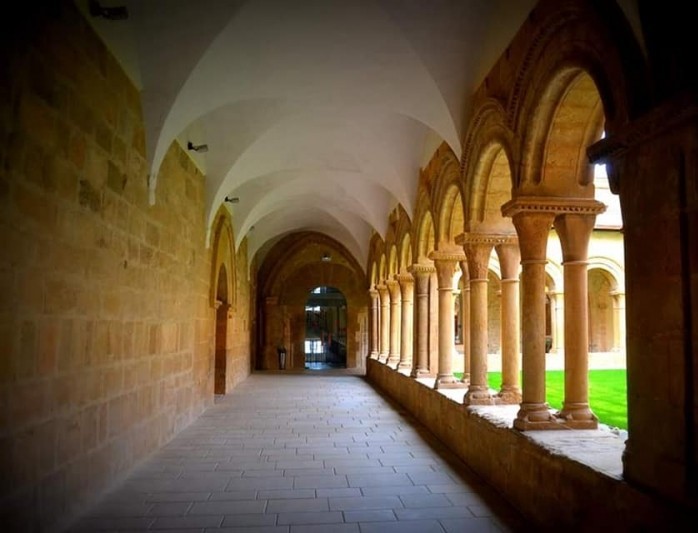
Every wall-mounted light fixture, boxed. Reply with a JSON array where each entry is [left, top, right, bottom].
[[89, 0, 128, 20], [321, 253, 332, 262], [224, 196, 239, 204], [187, 141, 209, 153]]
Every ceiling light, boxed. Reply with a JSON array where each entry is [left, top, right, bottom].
[[225, 196, 239, 204], [187, 141, 208, 153], [321, 253, 332, 262], [89, 0, 128, 20]]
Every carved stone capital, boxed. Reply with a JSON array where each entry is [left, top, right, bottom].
[[456, 233, 518, 247], [386, 279, 401, 299], [408, 263, 436, 277], [428, 249, 467, 263], [501, 197, 606, 218]]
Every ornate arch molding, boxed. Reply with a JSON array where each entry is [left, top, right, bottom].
[[587, 256, 625, 291], [210, 207, 237, 308], [411, 185, 436, 264], [509, 0, 649, 192], [261, 232, 365, 297], [366, 232, 386, 287], [460, 99, 516, 232]]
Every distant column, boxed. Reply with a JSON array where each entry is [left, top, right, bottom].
[[555, 210, 604, 429], [369, 288, 379, 359], [409, 264, 434, 378], [396, 273, 414, 371], [386, 279, 401, 367], [429, 250, 466, 389], [496, 239, 522, 404], [459, 236, 495, 404], [377, 284, 389, 363], [459, 261, 471, 384]]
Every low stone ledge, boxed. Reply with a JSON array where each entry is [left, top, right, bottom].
[[366, 358, 692, 531]]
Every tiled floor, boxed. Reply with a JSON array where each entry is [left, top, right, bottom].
[[66, 373, 529, 532]]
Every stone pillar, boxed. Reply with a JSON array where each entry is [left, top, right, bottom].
[[369, 288, 379, 359], [554, 211, 604, 428], [429, 250, 466, 389], [396, 273, 414, 371], [377, 284, 390, 363], [553, 291, 565, 354], [409, 264, 434, 378], [502, 200, 558, 430], [496, 239, 522, 404], [458, 237, 495, 404], [386, 279, 401, 368], [459, 261, 471, 383], [611, 291, 626, 352]]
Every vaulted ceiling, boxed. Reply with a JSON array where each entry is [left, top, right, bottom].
[[77, 0, 536, 269]]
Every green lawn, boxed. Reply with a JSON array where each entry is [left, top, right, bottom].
[[454, 369, 627, 429]]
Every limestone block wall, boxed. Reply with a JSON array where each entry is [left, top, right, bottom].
[[0, 4, 245, 530]]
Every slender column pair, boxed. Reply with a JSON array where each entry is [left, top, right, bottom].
[[502, 197, 605, 430], [409, 264, 434, 378], [428, 250, 467, 390], [368, 288, 379, 359]]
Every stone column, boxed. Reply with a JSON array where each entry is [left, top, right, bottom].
[[496, 239, 522, 404], [386, 279, 401, 368], [458, 237, 495, 404], [611, 291, 625, 352], [369, 288, 379, 359], [553, 291, 565, 353], [554, 211, 604, 428], [263, 296, 281, 370], [429, 250, 466, 389], [409, 264, 434, 378], [396, 273, 414, 371], [459, 261, 471, 383], [502, 199, 558, 430], [377, 284, 390, 363]]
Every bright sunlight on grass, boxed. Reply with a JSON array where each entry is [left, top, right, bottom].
[[454, 369, 627, 429]]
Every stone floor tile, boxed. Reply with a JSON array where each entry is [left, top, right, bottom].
[[151, 515, 224, 529], [257, 489, 316, 500], [220, 513, 279, 527], [276, 511, 344, 525], [342, 509, 396, 522], [360, 485, 430, 497], [328, 496, 403, 511], [266, 498, 329, 513], [359, 519, 445, 533], [189, 500, 266, 515], [292, 475, 349, 489], [64, 374, 528, 533], [288, 524, 359, 533]]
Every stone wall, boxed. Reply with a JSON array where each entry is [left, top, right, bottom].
[[0, 4, 252, 530], [367, 360, 693, 530]]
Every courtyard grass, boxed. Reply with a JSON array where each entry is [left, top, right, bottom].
[[454, 369, 627, 430]]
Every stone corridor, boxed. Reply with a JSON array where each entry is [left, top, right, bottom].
[[65, 373, 527, 532]]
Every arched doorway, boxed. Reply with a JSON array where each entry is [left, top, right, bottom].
[[305, 286, 347, 369], [215, 265, 228, 394]]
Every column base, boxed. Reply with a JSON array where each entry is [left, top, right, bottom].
[[556, 403, 599, 429], [378, 353, 388, 364], [459, 373, 470, 385], [463, 387, 497, 405], [497, 387, 522, 405], [410, 368, 431, 379], [434, 375, 466, 390], [397, 360, 413, 371], [386, 355, 400, 368], [369, 351, 379, 360], [513, 403, 566, 431]]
